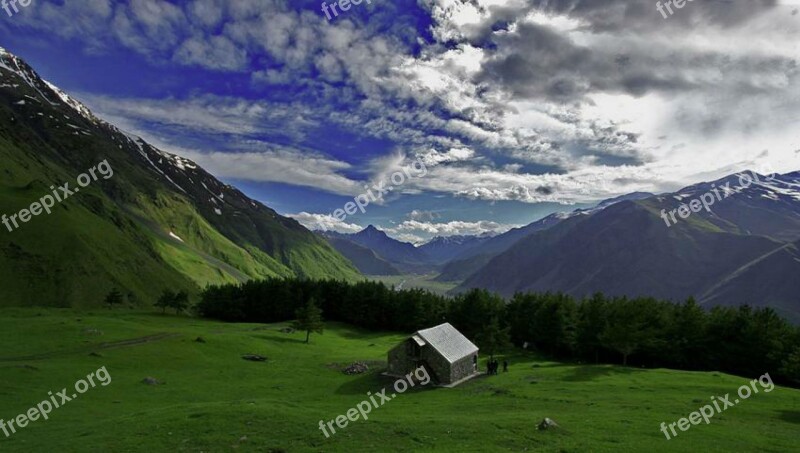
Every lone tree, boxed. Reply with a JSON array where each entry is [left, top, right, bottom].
[[155, 290, 176, 314], [104, 288, 124, 309], [293, 297, 324, 344]]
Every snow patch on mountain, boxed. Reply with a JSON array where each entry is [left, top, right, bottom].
[[42, 80, 96, 122], [121, 131, 188, 194]]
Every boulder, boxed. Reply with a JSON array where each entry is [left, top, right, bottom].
[[537, 417, 559, 430]]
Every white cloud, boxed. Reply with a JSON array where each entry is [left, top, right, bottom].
[[387, 219, 519, 238], [178, 148, 362, 196], [173, 35, 248, 70], [288, 212, 363, 234]]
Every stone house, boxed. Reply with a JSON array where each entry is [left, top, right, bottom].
[[387, 322, 479, 386]]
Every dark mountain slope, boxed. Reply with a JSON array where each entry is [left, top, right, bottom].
[[321, 235, 401, 275], [699, 239, 800, 320], [325, 225, 432, 272], [417, 234, 491, 265], [458, 173, 800, 321], [437, 192, 654, 282]]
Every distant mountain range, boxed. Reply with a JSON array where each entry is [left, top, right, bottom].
[[319, 234, 401, 276], [0, 47, 359, 307], [458, 172, 800, 322], [321, 226, 436, 274], [319, 192, 654, 277], [322, 175, 800, 322]]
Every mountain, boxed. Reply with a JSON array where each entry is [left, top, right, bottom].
[[436, 192, 655, 282], [0, 47, 360, 307], [457, 172, 800, 321], [323, 225, 432, 273], [699, 238, 800, 314], [417, 234, 492, 265], [320, 233, 401, 275]]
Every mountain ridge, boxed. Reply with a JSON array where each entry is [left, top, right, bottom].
[[0, 47, 360, 307]]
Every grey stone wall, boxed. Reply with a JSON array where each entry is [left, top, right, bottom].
[[420, 346, 451, 383], [450, 354, 478, 383], [387, 341, 413, 376]]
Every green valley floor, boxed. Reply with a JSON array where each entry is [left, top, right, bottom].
[[0, 308, 797, 452]]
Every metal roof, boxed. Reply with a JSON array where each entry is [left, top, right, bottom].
[[415, 323, 478, 364]]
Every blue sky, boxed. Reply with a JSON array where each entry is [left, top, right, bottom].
[[2, 0, 799, 243]]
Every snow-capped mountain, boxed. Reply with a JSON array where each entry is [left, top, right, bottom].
[[458, 172, 800, 322]]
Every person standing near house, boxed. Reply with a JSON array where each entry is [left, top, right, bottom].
[[503, 360, 508, 372]]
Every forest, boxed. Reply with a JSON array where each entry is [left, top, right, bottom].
[[197, 278, 800, 385]]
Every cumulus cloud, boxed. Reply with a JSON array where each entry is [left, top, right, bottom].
[[8, 0, 800, 210]]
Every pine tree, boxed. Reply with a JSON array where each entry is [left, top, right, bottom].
[[293, 297, 324, 344]]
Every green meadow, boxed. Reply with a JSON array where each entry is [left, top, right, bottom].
[[0, 308, 797, 452]]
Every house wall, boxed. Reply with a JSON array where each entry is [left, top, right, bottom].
[[420, 345, 452, 384], [449, 354, 478, 383], [387, 341, 414, 377]]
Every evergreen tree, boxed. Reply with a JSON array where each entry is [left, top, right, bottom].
[[577, 293, 608, 363], [293, 297, 324, 344], [104, 288, 124, 309]]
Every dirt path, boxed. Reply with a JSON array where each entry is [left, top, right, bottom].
[[0, 332, 180, 362]]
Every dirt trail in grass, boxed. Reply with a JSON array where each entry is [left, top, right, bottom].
[[0, 333, 180, 362]]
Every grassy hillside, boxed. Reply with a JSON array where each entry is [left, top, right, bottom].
[[0, 54, 360, 308], [0, 308, 796, 452]]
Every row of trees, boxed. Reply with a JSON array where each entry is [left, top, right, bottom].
[[196, 278, 800, 385]]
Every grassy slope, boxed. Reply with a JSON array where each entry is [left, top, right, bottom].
[[0, 309, 797, 452], [0, 92, 359, 308], [0, 135, 201, 307]]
